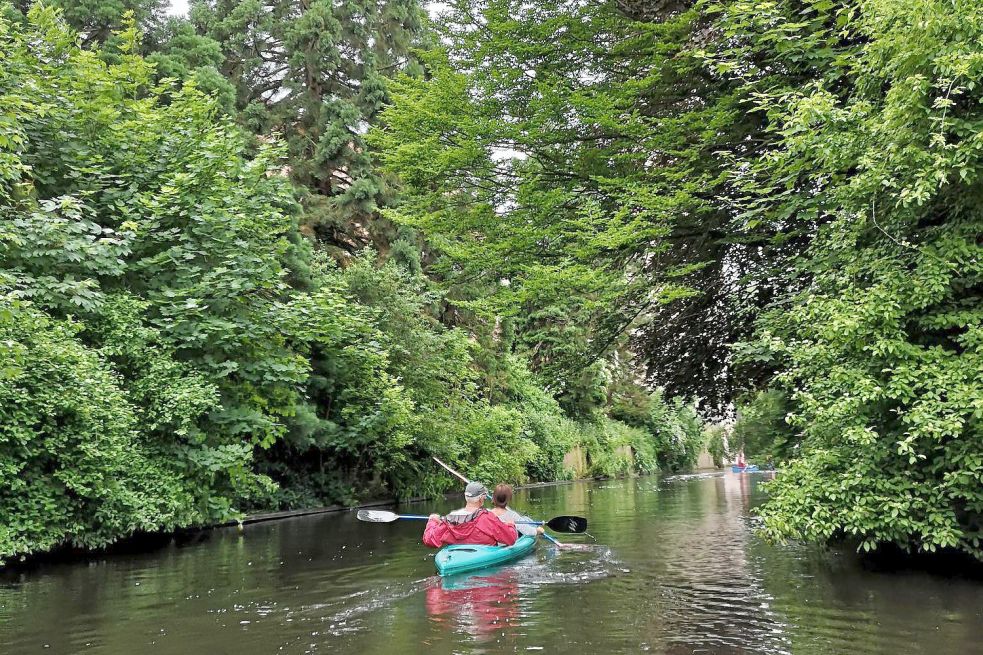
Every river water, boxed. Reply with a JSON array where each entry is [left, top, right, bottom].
[[2, 473, 982, 654]]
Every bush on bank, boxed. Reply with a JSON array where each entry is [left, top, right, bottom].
[[0, 10, 707, 564]]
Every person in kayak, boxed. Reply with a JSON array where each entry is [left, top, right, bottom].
[[423, 482, 519, 547], [490, 484, 543, 537]]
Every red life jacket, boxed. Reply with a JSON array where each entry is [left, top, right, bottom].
[[422, 508, 519, 548]]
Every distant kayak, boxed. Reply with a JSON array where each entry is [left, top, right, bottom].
[[731, 464, 759, 473], [434, 535, 538, 576]]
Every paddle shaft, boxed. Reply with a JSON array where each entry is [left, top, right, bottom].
[[430, 457, 567, 546], [386, 513, 551, 527], [432, 456, 470, 484]]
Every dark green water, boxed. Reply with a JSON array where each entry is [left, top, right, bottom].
[[2, 473, 982, 654]]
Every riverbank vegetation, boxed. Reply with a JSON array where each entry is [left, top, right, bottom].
[[2, 0, 981, 563], [0, 5, 704, 563]]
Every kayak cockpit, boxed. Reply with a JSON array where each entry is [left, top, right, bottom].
[[434, 535, 538, 576]]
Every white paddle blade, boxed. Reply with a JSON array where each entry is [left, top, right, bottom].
[[356, 510, 399, 523]]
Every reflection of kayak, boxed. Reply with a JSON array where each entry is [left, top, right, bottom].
[[438, 567, 518, 592], [731, 464, 759, 473], [435, 535, 537, 576], [426, 569, 521, 635]]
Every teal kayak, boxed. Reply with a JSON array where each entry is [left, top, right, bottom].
[[434, 535, 537, 576]]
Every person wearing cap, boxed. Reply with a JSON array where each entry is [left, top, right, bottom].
[[422, 482, 519, 548]]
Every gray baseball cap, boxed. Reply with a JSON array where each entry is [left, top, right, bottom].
[[464, 481, 488, 499]]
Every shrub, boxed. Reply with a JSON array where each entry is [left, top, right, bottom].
[[705, 425, 728, 468], [0, 299, 199, 563], [732, 390, 793, 463]]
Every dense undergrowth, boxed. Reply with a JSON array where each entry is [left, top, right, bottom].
[[0, 9, 704, 564]]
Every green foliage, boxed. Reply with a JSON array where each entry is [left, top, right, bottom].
[[577, 418, 658, 478], [371, 0, 791, 412], [43, 0, 166, 47], [604, 356, 706, 472], [521, 410, 582, 481], [732, 390, 793, 463], [168, 0, 425, 255], [0, 8, 431, 558], [0, 298, 198, 563], [257, 253, 472, 505], [459, 406, 540, 487], [644, 391, 704, 473], [1, 5, 319, 481], [705, 426, 728, 469], [0, 7, 277, 556], [716, 0, 983, 558], [144, 18, 236, 113], [517, 300, 609, 418], [609, 385, 655, 428]]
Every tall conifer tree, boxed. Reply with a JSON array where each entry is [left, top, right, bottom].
[[184, 0, 424, 256]]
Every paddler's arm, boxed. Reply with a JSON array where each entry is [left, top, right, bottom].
[[512, 511, 546, 537], [422, 513, 447, 548], [486, 514, 519, 546]]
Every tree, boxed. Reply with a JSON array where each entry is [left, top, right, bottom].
[[716, 0, 983, 559], [372, 0, 797, 412], [0, 5, 308, 527], [169, 0, 424, 257], [41, 0, 166, 46], [731, 390, 792, 462]]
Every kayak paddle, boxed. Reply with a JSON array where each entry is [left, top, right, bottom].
[[433, 456, 470, 484], [356, 510, 588, 533]]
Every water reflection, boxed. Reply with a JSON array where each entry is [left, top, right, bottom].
[[426, 570, 522, 640], [2, 474, 982, 655]]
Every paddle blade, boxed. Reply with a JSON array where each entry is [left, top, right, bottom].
[[555, 542, 594, 551], [356, 510, 399, 523], [545, 516, 588, 533]]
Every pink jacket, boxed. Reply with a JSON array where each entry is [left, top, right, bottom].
[[422, 509, 519, 547]]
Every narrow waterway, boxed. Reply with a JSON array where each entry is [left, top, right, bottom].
[[2, 473, 981, 654]]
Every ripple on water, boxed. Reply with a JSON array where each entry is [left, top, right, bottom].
[[3, 475, 983, 655]]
